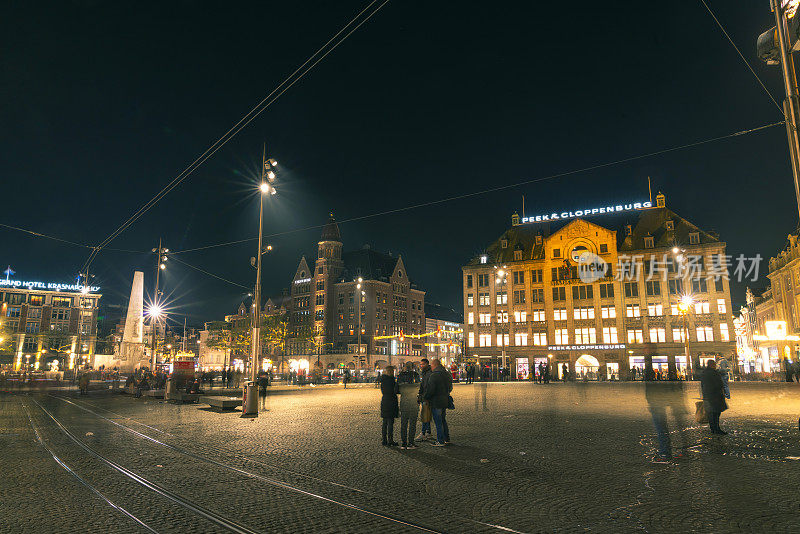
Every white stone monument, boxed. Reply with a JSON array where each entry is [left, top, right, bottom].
[[117, 271, 147, 371]]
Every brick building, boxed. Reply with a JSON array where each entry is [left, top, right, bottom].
[[462, 193, 735, 380]]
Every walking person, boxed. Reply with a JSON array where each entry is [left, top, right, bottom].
[[379, 366, 399, 446], [343, 367, 351, 389], [415, 358, 434, 442], [425, 358, 453, 446], [701, 360, 728, 435], [397, 362, 420, 449]]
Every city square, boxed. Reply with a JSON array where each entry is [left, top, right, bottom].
[[3, 382, 800, 533], [5, 2, 800, 533]]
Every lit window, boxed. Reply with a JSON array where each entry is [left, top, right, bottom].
[[532, 310, 545, 322], [468, 312, 474, 325], [647, 303, 663, 316], [574, 328, 596, 344], [553, 308, 567, 321], [672, 328, 685, 342], [532, 332, 547, 345], [514, 333, 528, 346], [694, 301, 710, 314], [468, 332, 475, 347], [720, 323, 730, 342], [479, 334, 491, 347], [496, 333, 509, 346], [717, 299, 726, 314], [627, 329, 644, 343], [467, 294, 474, 307], [696, 326, 714, 342], [480, 255, 488, 264], [648, 327, 666, 342], [514, 310, 527, 322], [626, 304, 640, 318], [602, 327, 618, 343], [554, 328, 568, 345], [601, 305, 616, 319]]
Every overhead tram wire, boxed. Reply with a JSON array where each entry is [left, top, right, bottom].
[[170, 256, 251, 290], [81, 0, 391, 274], [0, 222, 95, 249], [698, 0, 783, 113], [169, 120, 786, 256]]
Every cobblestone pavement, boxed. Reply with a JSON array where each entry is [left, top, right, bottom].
[[2, 382, 800, 533]]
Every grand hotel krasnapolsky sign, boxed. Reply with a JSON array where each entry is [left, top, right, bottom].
[[0, 279, 100, 293], [521, 201, 652, 224]]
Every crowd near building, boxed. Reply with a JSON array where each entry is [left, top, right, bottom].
[[462, 193, 736, 380], [0, 277, 101, 373]]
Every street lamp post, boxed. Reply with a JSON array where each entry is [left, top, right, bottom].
[[150, 239, 168, 371], [243, 147, 277, 417], [356, 277, 365, 370], [678, 294, 694, 380], [494, 266, 508, 381]]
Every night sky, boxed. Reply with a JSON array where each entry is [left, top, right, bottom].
[[0, 1, 794, 328]]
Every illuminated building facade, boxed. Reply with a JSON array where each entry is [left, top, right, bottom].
[[424, 304, 464, 368], [286, 215, 426, 371], [0, 281, 101, 371], [462, 193, 735, 380]]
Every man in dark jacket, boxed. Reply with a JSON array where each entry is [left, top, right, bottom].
[[701, 360, 728, 435], [416, 359, 433, 442], [425, 359, 453, 446]]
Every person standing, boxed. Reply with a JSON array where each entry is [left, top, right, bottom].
[[717, 358, 731, 399], [379, 366, 399, 446], [416, 358, 433, 442], [701, 360, 728, 435], [343, 367, 351, 389], [397, 362, 420, 449], [425, 359, 453, 446]]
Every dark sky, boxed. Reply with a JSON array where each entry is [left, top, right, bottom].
[[0, 1, 794, 327]]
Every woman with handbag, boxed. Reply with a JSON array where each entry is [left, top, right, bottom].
[[700, 360, 728, 435], [379, 365, 400, 446]]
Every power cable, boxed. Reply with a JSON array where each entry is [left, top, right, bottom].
[[698, 0, 783, 113], [170, 256, 251, 290], [170, 120, 785, 255], [83, 0, 391, 272], [0, 222, 93, 249]]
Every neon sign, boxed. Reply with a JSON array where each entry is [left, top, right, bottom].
[[0, 279, 101, 293], [521, 201, 652, 224]]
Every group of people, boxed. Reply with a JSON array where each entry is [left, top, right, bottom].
[[379, 358, 453, 449]]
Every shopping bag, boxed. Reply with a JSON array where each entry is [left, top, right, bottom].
[[420, 402, 432, 423], [695, 401, 708, 424]]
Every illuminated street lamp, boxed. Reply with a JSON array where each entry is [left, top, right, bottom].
[[494, 265, 508, 379], [677, 294, 694, 379], [356, 277, 365, 369], [244, 146, 278, 418]]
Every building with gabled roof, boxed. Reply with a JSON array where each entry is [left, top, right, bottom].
[[462, 192, 735, 381], [285, 214, 425, 373]]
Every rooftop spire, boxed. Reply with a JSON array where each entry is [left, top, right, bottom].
[[319, 213, 341, 243]]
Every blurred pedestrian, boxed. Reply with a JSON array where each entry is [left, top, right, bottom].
[[397, 362, 420, 449], [701, 360, 728, 435], [717, 358, 731, 399], [379, 365, 399, 446]]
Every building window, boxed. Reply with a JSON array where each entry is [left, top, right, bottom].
[[25, 321, 40, 334], [480, 255, 488, 264], [27, 307, 42, 318], [602, 326, 618, 343], [720, 323, 730, 341], [599, 283, 614, 299], [715, 278, 724, 292], [553, 308, 567, 321], [691, 278, 708, 293], [665, 220, 674, 231], [694, 301, 710, 314], [501, 239, 508, 249], [599, 243, 608, 254], [514, 310, 527, 322], [531, 310, 546, 322], [532, 288, 545, 303], [531, 269, 543, 283], [649, 327, 666, 343], [532, 332, 547, 345], [468, 312, 474, 325], [645, 281, 661, 296], [497, 312, 509, 323], [479, 293, 490, 306], [572, 285, 593, 300], [514, 332, 528, 346], [479, 313, 491, 324], [29, 295, 44, 306], [627, 329, 644, 343], [52, 308, 70, 321], [478, 274, 489, 287], [466, 275, 473, 288], [626, 304, 640, 318], [513, 290, 526, 305], [467, 294, 474, 307], [553, 248, 561, 258], [513, 250, 523, 260], [601, 305, 616, 319], [624, 282, 639, 298], [513, 271, 525, 284], [7, 307, 21, 318], [717, 298, 727, 314], [554, 328, 568, 345], [574, 328, 596, 344], [479, 333, 491, 347], [316, 281, 324, 291], [644, 237, 654, 249], [574, 307, 595, 320], [315, 294, 325, 305], [696, 326, 714, 342], [496, 292, 508, 305], [668, 279, 683, 295], [23, 338, 37, 352], [496, 333, 510, 346], [689, 232, 700, 244], [552, 287, 566, 301], [535, 235, 542, 245], [647, 303, 663, 316], [468, 332, 475, 347], [672, 328, 685, 342]]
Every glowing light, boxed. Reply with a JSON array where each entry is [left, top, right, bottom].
[[672, 247, 679, 253], [678, 294, 694, 312], [160, 263, 166, 270], [260, 183, 270, 193], [266, 170, 276, 181], [147, 304, 163, 319]]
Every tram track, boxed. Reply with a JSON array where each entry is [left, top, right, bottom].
[[50, 394, 526, 534], [34, 395, 451, 534]]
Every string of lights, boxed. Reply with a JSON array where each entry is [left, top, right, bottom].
[[374, 328, 464, 341], [169, 120, 785, 256], [81, 0, 392, 273]]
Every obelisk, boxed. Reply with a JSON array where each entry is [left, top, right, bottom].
[[118, 271, 146, 371]]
